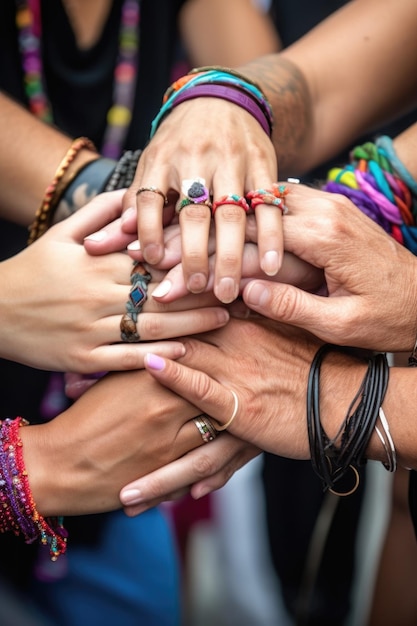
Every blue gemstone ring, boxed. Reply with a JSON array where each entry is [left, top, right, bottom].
[[120, 262, 152, 342]]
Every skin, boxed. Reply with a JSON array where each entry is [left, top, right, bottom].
[[123, 0, 417, 304], [119, 180, 417, 509], [0, 190, 229, 373]]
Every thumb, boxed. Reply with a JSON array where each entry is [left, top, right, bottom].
[[60, 189, 125, 242], [243, 280, 349, 344]]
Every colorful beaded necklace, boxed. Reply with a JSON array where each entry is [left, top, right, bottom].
[[15, 0, 140, 159]]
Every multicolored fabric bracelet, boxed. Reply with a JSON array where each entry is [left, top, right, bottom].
[[168, 84, 271, 136], [322, 137, 417, 254], [0, 417, 67, 560], [150, 68, 273, 139]]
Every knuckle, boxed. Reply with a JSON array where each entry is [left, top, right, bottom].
[[182, 205, 211, 222], [139, 314, 164, 340], [219, 205, 246, 223], [191, 451, 217, 478]]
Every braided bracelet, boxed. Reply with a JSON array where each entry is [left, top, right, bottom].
[[0, 418, 67, 559], [28, 136, 97, 244]]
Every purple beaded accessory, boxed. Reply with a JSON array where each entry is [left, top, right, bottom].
[[15, 0, 140, 159]]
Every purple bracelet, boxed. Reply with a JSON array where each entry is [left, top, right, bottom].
[[171, 84, 272, 137]]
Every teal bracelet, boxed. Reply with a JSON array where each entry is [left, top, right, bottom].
[[376, 135, 417, 196]]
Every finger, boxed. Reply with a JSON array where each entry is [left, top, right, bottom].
[[134, 159, 172, 265], [212, 201, 246, 304], [243, 280, 359, 345], [66, 341, 187, 374], [120, 432, 236, 508], [84, 216, 137, 255], [135, 308, 229, 342], [143, 353, 237, 430], [55, 189, 125, 242], [255, 204, 284, 276], [179, 202, 212, 293]]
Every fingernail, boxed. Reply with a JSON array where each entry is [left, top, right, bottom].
[[120, 488, 142, 505], [85, 230, 107, 242], [215, 277, 238, 304], [261, 250, 279, 276], [145, 353, 165, 371], [121, 206, 135, 223], [152, 280, 172, 298], [127, 239, 140, 251], [143, 244, 162, 264], [187, 273, 207, 293], [245, 282, 270, 307]]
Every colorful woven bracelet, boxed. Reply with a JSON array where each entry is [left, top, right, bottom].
[[167, 84, 272, 137], [28, 136, 97, 244], [323, 137, 417, 249], [0, 417, 67, 560], [151, 69, 273, 138]]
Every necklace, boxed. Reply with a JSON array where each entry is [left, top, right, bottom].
[[15, 0, 140, 159]]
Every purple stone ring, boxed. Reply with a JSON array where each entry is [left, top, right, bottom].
[[181, 177, 210, 203]]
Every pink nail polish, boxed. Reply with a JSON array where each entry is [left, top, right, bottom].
[[145, 353, 165, 371]]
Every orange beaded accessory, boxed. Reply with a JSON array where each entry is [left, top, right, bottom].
[[28, 136, 96, 244], [246, 183, 289, 213]]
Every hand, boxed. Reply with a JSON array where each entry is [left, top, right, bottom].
[[140, 318, 367, 460], [0, 190, 229, 373], [21, 367, 206, 516], [242, 183, 417, 352], [86, 219, 323, 303], [120, 434, 260, 516], [123, 98, 280, 304]]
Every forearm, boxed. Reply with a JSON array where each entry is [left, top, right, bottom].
[[238, 0, 417, 176], [179, 0, 280, 68], [0, 92, 98, 226]]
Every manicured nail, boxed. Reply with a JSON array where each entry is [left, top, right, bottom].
[[245, 282, 271, 307], [215, 277, 238, 304], [85, 230, 107, 242], [145, 353, 165, 371], [120, 489, 142, 505], [127, 239, 140, 251], [261, 250, 279, 276], [152, 280, 172, 298]]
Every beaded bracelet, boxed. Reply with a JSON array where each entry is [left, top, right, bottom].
[[0, 417, 67, 559], [28, 136, 97, 244]]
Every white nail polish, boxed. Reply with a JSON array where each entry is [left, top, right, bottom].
[[152, 280, 172, 298], [127, 239, 140, 251], [85, 230, 107, 242]]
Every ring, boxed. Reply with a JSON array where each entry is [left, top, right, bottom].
[[181, 177, 210, 203], [193, 414, 219, 443], [212, 194, 250, 216], [246, 183, 289, 214], [136, 186, 168, 205], [215, 389, 239, 431], [175, 197, 212, 214], [120, 261, 152, 342]]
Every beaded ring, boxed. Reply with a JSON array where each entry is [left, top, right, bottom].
[[212, 194, 250, 215], [246, 183, 289, 213]]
